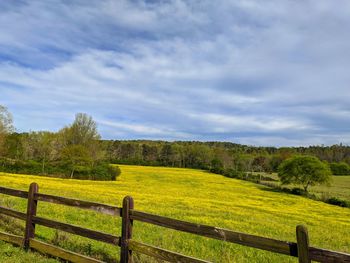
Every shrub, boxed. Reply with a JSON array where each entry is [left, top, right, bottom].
[[0, 158, 121, 181], [91, 163, 121, 181], [223, 169, 245, 179], [326, 197, 350, 208], [290, 187, 305, 196], [329, 162, 350, 175], [210, 159, 224, 174]]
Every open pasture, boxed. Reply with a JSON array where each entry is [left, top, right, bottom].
[[0, 165, 349, 262], [259, 172, 350, 201]]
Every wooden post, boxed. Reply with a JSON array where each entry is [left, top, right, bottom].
[[23, 182, 39, 250], [296, 225, 310, 263], [120, 196, 134, 263]]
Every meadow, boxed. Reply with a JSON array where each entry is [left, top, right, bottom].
[[258, 172, 350, 201], [0, 165, 349, 262]]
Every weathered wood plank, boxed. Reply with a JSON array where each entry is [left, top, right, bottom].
[[120, 196, 134, 263], [0, 186, 28, 198], [130, 210, 297, 256], [24, 182, 39, 250], [309, 247, 350, 263], [30, 238, 104, 263], [0, 231, 23, 246], [0, 205, 26, 220], [128, 240, 211, 263], [296, 225, 310, 263], [33, 216, 120, 245], [35, 193, 121, 216]]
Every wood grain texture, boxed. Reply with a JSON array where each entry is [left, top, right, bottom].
[[120, 196, 134, 263], [130, 210, 297, 256], [296, 225, 310, 263], [128, 240, 211, 263], [30, 239, 105, 263], [24, 182, 39, 250], [0, 186, 28, 198], [35, 193, 121, 216], [0, 205, 26, 220], [309, 247, 350, 263], [33, 215, 120, 245], [0, 231, 23, 246]]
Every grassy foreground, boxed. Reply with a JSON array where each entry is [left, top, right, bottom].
[[0, 165, 349, 262], [0, 241, 57, 263]]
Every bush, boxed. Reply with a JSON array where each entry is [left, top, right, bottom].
[[91, 163, 121, 181], [0, 158, 42, 174], [290, 187, 305, 196], [210, 159, 224, 174], [223, 169, 245, 179], [0, 158, 121, 181], [71, 165, 91, 179], [326, 197, 350, 208], [329, 162, 350, 175]]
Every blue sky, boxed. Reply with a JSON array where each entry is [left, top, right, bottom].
[[1, 0, 350, 146]]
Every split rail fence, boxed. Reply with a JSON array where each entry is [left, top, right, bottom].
[[0, 182, 349, 263]]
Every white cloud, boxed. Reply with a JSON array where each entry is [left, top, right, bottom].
[[1, 0, 350, 146]]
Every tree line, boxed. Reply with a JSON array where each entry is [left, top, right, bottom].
[[0, 106, 119, 180], [102, 140, 350, 175], [1, 105, 350, 181]]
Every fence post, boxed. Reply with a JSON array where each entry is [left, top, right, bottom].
[[23, 182, 39, 250], [296, 225, 310, 263], [120, 196, 134, 263]]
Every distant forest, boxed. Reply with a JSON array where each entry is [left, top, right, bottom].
[[3, 134, 350, 175], [101, 140, 350, 173], [1, 106, 350, 179]]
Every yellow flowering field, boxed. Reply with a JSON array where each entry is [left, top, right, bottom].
[[0, 165, 349, 262]]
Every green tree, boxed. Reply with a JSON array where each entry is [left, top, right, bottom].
[[278, 155, 332, 192], [30, 131, 56, 174], [0, 105, 14, 156], [329, 162, 350, 175], [59, 113, 103, 165], [61, 145, 92, 178], [67, 113, 100, 146], [3, 133, 23, 160]]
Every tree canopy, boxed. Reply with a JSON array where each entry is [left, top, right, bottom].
[[278, 155, 332, 192], [0, 105, 14, 155]]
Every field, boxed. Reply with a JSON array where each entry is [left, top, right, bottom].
[[0, 165, 350, 262], [258, 172, 350, 201]]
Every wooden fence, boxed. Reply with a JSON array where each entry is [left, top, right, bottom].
[[0, 182, 349, 263]]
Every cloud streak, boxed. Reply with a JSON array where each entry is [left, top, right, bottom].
[[0, 0, 350, 146]]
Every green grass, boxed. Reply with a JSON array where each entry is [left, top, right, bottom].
[[0, 165, 349, 262], [309, 176, 350, 200], [0, 241, 58, 263], [259, 172, 350, 201]]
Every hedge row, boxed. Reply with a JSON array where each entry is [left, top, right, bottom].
[[0, 158, 120, 181]]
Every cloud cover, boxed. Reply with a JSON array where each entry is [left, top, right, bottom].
[[0, 0, 349, 146]]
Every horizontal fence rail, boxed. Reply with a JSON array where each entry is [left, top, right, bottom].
[[130, 210, 298, 257], [0, 231, 104, 263], [32, 215, 120, 245], [128, 240, 211, 263], [0, 183, 350, 263], [35, 193, 121, 216], [0, 206, 26, 220], [0, 186, 28, 198]]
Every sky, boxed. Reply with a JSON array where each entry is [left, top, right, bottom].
[[0, 0, 350, 146]]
